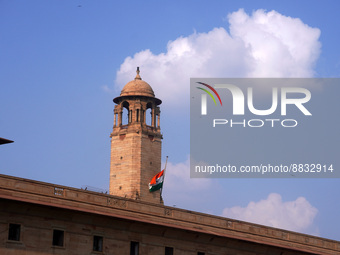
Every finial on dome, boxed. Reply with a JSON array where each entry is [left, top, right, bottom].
[[135, 67, 141, 80]]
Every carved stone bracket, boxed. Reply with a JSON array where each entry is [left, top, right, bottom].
[[164, 208, 172, 216], [107, 197, 127, 208]]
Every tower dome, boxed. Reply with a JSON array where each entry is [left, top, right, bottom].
[[114, 67, 161, 105]]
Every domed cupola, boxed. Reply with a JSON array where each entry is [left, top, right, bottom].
[[113, 67, 161, 105]]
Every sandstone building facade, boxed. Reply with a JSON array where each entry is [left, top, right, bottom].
[[1, 174, 340, 255], [0, 69, 339, 254]]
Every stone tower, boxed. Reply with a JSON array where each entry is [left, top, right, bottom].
[[110, 67, 163, 204]]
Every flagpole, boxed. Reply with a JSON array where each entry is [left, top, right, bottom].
[[160, 156, 168, 203]]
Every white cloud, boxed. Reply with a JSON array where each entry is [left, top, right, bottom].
[[162, 157, 213, 207], [222, 193, 319, 235], [228, 9, 321, 77], [115, 9, 321, 108], [163, 156, 212, 191]]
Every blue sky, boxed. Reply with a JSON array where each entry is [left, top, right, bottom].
[[1, 0, 340, 241]]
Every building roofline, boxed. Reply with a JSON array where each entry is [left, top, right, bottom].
[[0, 173, 339, 254], [0, 137, 14, 145]]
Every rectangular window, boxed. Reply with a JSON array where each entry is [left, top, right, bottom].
[[52, 229, 64, 247], [8, 223, 21, 241], [165, 246, 174, 255], [130, 241, 139, 255], [93, 235, 103, 252]]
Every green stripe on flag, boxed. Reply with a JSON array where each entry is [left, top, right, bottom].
[[149, 182, 163, 192]]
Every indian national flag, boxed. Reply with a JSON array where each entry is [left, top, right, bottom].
[[149, 170, 164, 192]]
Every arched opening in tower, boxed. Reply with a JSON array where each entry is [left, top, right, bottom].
[[146, 102, 152, 126], [122, 101, 130, 126]]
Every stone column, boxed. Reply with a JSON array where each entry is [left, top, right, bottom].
[[143, 109, 146, 124], [156, 107, 160, 128], [151, 107, 155, 127], [118, 107, 122, 126], [157, 113, 160, 128]]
